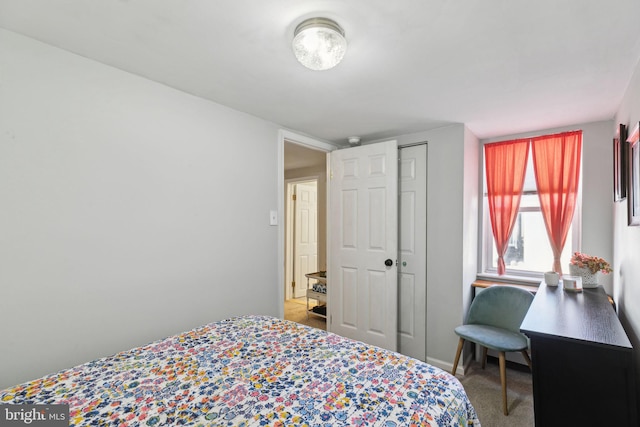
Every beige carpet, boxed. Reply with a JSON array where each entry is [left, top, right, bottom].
[[457, 360, 534, 426], [284, 297, 326, 330]]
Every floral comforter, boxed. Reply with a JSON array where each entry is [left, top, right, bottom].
[[1, 315, 480, 426]]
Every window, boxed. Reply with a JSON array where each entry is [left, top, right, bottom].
[[482, 140, 581, 278]]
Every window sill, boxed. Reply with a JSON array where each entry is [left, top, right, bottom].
[[472, 278, 540, 294], [476, 273, 542, 287]]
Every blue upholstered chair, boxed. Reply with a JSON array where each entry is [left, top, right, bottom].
[[452, 285, 534, 415]]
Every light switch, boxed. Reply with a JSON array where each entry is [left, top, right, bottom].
[[269, 210, 278, 226]]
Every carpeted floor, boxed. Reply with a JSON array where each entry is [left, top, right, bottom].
[[284, 297, 326, 330], [457, 360, 534, 426]]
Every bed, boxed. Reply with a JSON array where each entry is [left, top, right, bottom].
[[0, 315, 480, 426]]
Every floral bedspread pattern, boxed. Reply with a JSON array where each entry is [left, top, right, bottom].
[[1, 316, 480, 426]]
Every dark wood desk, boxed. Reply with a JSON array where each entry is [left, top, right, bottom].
[[520, 283, 637, 426]]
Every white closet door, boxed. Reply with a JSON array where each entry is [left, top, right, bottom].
[[398, 144, 427, 361]]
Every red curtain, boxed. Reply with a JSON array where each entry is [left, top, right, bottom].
[[531, 130, 582, 273], [485, 139, 529, 275]]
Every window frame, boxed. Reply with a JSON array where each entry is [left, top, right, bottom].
[[480, 146, 582, 281]]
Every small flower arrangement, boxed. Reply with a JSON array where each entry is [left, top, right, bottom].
[[570, 252, 612, 274]]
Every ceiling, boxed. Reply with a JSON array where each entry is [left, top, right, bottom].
[[1, 0, 640, 146]]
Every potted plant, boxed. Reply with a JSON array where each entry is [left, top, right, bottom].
[[569, 252, 612, 288]]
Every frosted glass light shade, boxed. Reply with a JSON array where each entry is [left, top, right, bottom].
[[292, 18, 347, 71]]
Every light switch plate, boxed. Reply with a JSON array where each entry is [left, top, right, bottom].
[[269, 210, 278, 226]]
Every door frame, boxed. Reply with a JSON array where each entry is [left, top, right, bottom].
[[285, 177, 319, 300], [277, 130, 336, 319]]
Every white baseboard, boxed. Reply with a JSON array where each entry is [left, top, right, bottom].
[[427, 356, 469, 375]]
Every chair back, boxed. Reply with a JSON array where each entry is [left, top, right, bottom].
[[466, 286, 534, 333]]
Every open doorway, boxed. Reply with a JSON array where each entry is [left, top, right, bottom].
[[282, 138, 329, 330]]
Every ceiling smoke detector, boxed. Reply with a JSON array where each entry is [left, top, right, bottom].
[[348, 136, 361, 146]]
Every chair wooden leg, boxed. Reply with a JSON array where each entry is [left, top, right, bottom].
[[452, 338, 464, 375], [499, 351, 508, 415], [521, 350, 532, 370], [481, 346, 488, 369]]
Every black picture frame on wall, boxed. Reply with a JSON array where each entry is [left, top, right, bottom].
[[627, 122, 640, 226], [614, 123, 627, 202]]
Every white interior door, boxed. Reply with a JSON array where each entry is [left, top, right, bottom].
[[293, 182, 318, 298], [398, 144, 427, 361], [329, 140, 398, 351]]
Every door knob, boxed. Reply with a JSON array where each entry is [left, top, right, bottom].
[[384, 259, 393, 267]]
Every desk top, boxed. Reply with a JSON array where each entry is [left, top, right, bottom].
[[520, 283, 632, 349]]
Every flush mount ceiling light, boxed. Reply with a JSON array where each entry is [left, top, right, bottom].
[[292, 17, 347, 71]]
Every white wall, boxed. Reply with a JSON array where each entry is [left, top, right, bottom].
[[461, 127, 480, 365], [613, 56, 640, 393], [0, 29, 281, 388]]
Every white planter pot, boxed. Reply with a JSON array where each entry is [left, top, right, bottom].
[[568, 264, 599, 288]]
